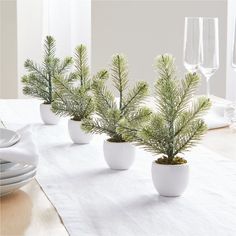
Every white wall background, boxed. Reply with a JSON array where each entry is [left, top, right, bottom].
[[0, 0, 235, 100], [0, 0, 91, 98], [0, 0, 18, 98], [226, 0, 236, 101], [43, 0, 91, 60], [18, 0, 91, 98], [17, 0, 44, 98], [91, 0, 228, 97]]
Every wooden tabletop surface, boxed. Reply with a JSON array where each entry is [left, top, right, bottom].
[[0, 179, 68, 236], [0, 97, 235, 236]]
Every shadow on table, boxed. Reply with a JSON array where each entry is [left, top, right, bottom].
[[86, 168, 122, 175], [123, 193, 181, 211], [74, 168, 124, 179], [52, 143, 88, 149], [0, 190, 32, 236]]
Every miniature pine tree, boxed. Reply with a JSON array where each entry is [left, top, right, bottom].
[[117, 54, 211, 164], [52, 45, 107, 121], [21, 36, 72, 104], [82, 54, 151, 142]]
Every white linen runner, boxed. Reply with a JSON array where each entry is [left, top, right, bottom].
[[1, 99, 236, 236]]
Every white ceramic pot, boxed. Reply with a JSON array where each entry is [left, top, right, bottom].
[[68, 119, 93, 144], [40, 104, 60, 125], [151, 161, 189, 197], [103, 140, 135, 170]]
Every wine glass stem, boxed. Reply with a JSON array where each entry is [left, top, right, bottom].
[[206, 76, 211, 98]]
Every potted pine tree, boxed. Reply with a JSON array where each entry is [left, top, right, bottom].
[[118, 54, 211, 196], [52, 45, 107, 144], [82, 54, 151, 170], [21, 36, 72, 125]]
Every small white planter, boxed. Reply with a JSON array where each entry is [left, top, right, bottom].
[[68, 119, 93, 144], [103, 140, 135, 170], [40, 104, 60, 125], [151, 161, 189, 197]]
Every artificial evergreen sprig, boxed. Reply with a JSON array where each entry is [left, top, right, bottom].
[[21, 36, 72, 104], [82, 54, 151, 142], [52, 45, 107, 121], [117, 54, 211, 164]]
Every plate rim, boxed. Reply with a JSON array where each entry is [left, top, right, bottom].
[[0, 164, 35, 179], [0, 176, 35, 197], [0, 169, 37, 186], [0, 128, 21, 148], [0, 175, 35, 190]]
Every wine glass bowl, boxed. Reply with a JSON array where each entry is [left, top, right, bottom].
[[183, 17, 201, 73], [232, 18, 236, 70], [199, 17, 219, 97], [231, 18, 236, 125]]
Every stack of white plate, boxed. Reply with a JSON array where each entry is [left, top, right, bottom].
[[0, 128, 37, 197]]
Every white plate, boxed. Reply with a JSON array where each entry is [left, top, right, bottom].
[[0, 128, 21, 148], [0, 159, 10, 164], [0, 164, 35, 179], [0, 175, 35, 197], [0, 162, 16, 172], [0, 168, 36, 185]]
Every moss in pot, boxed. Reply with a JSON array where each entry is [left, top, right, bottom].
[[82, 54, 151, 170], [118, 54, 211, 195], [21, 36, 72, 125], [52, 45, 107, 144]]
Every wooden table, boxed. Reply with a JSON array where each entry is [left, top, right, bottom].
[[0, 98, 235, 236], [202, 126, 236, 160], [0, 99, 69, 236], [0, 179, 68, 236]]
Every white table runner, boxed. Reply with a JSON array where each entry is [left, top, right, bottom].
[[1, 100, 236, 236]]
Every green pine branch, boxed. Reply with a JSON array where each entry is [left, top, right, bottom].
[[117, 54, 211, 164], [111, 54, 128, 109], [91, 76, 117, 122], [74, 45, 89, 86], [82, 54, 150, 142], [21, 35, 73, 104], [52, 45, 103, 121]]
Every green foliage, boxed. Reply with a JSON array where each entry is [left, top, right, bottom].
[[82, 54, 151, 142], [21, 36, 72, 104], [117, 54, 211, 164], [52, 45, 106, 121]]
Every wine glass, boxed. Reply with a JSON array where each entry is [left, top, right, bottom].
[[232, 18, 236, 69], [199, 17, 219, 97], [183, 17, 201, 73], [230, 18, 236, 124]]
